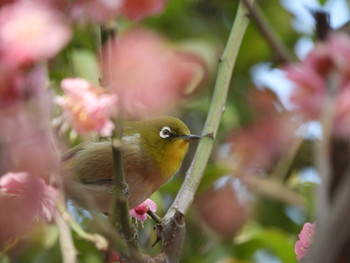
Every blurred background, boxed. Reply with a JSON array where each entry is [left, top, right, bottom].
[[2, 0, 350, 262]]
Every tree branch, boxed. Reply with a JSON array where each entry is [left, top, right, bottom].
[[99, 24, 144, 262], [241, 0, 293, 64], [165, 0, 255, 220]]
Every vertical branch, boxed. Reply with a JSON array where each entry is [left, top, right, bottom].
[[99, 25, 144, 262], [165, 0, 255, 219], [308, 70, 350, 262]]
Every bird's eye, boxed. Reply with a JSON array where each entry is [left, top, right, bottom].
[[160, 126, 171, 139]]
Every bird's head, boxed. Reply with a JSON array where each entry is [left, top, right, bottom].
[[126, 116, 200, 177]]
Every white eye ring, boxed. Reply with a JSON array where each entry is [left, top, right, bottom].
[[160, 126, 171, 139]]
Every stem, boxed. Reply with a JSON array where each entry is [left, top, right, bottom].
[[56, 203, 108, 251], [110, 119, 143, 262], [148, 211, 162, 224], [55, 200, 77, 263], [241, 0, 293, 64], [99, 25, 144, 261], [165, 0, 254, 219]]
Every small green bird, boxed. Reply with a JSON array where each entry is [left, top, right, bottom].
[[63, 116, 200, 213]]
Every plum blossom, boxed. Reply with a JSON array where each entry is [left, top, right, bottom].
[[129, 199, 157, 221], [107, 251, 120, 262], [224, 115, 296, 173], [0, 1, 71, 67], [295, 222, 315, 260], [0, 172, 59, 244], [56, 78, 117, 136], [103, 28, 206, 118], [0, 66, 60, 180], [121, 0, 166, 21], [285, 65, 325, 119], [0, 172, 59, 222], [285, 32, 350, 135]]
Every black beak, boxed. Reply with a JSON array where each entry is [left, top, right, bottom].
[[178, 134, 201, 142]]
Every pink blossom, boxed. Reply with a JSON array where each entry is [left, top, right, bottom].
[[121, 0, 166, 21], [285, 64, 326, 119], [0, 172, 59, 244], [0, 66, 60, 179], [0, 172, 59, 222], [285, 33, 350, 122], [103, 28, 205, 118], [107, 251, 120, 262], [129, 199, 157, 221], [225, 115, 295, 172], [325, 33, 350, 77], [0, 1, 71, 66], [71, 0, 123, 23], [295, 222, 315, 260], [56, 78, 117, 136]]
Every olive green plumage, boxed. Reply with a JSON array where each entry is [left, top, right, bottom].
[[63, 116, 200, 212]]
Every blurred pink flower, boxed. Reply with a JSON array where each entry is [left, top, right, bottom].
[[129, 198, 157, 221], [285, 33, 350, 124], [0, 172, 58, 222], [0, 66, 60, 179], [195, 183, 248, 238], [107, 251, 120, 262], [56, 78, 117, 136], [121, 0, 166, 21], [71, 0, 123, 23], [225, 115, 295, 172], [0, 1, 71, 66], [295, 222, 315, 260], [103, 28, 205, 118], [0, 172, 59, 244], [285, 65, 326, 119]]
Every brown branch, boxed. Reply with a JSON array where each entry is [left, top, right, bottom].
[[241, 0, 293, 64], [155, 211, 186, 263], [99, 25, 144, 262], [307, 73, 350, 262]]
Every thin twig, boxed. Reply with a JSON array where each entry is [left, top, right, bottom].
[[57, 202, 108, 251], [55, 201, 77, 263], [241, 175, 305, 207], [270, 124, 306, 181], [165, 0, 255, 219], [241, 0, 293, 64], [99, 25, 144, 261], [148, 211, 162, 224], [110, 119, 144, 262]]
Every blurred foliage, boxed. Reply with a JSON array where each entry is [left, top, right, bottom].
[[5, 0, 350, 262]]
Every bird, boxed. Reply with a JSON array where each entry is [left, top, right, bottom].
[[62, 116, 200, 213]]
